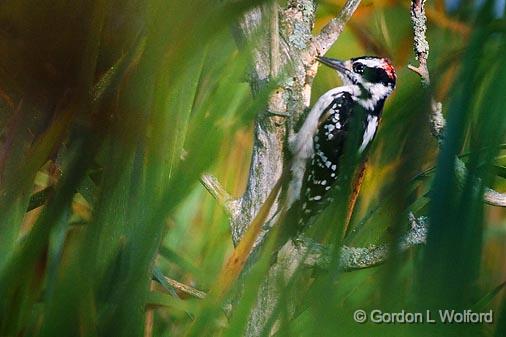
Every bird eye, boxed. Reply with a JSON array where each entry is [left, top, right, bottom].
[[353, 63, 364, 73]]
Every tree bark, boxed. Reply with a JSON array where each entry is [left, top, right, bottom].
[[232, 1, 361, 335]]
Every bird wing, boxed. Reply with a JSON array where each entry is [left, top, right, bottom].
[[298, 90, 356, 226]]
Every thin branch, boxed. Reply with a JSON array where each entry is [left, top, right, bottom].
[[307, 0, 362, 59], [270, 1, 280, 78], [163, 276, 207, 300], [292, 214, 428, 271], [397, 0, 471, 36], [408, 0, 446, 139], [408, 0, 446, 140], [409, 0, 430, 86], [408, 0, 505, 207], [340, 214, 428, 270], [200, 174, 237, 215], [429, 99, 445, 140], [484, 188, 506, 207], [454, 157, 506, 207]]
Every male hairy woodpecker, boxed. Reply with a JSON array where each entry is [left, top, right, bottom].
[[284, 55, 396, 233]]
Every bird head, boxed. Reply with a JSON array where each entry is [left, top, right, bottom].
[[316, 56, 396, 100]]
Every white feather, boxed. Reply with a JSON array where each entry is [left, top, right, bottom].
[[357, 59, 387, 68], [357, 82, 392, 110], [286, 86, 357, 208], [359, 115, 378, 153]]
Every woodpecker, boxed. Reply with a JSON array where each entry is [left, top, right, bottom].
[[285, 56, 396, 232]]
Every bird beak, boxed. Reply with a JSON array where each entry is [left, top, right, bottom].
[[316, 56, 349, 75]]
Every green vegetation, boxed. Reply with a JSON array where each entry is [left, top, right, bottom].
[[0, 0, 504, 336]]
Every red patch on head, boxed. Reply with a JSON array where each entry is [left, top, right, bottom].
[[383, 59, 396, 80]]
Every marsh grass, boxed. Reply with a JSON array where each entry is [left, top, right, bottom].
[[0, 0, 505, 336]]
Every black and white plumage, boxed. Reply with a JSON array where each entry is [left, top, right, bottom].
[[286, 56, 397, 229]]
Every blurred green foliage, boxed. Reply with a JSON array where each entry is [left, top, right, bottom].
[[0, 0, 504, 336]]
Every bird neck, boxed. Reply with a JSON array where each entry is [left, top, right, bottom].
[[354, 82, 390, 112]]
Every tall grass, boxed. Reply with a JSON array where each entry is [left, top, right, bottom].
[[0, 0, 504, 336]]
